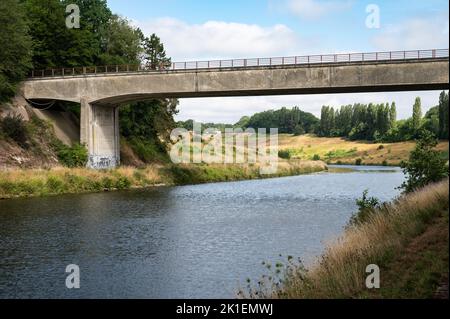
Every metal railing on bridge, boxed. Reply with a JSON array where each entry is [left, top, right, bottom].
[[28, 48, 449, 79]]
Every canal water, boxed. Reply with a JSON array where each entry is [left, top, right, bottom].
[[0, 165, 404, 298]]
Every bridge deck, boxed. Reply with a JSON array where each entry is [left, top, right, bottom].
[[28, 49, 449, 80]]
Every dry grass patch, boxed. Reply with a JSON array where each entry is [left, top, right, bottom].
[[278, 134, 448, 165]]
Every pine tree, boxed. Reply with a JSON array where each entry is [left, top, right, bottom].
[[143, 33, 171, 70]]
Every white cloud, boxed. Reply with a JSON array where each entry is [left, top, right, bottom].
[[136, 18, 314, 61], [372, 15, 449, 50], [281, 0, 352, 20], [176, 91, 444, 124]]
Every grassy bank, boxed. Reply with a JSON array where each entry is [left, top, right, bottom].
[[278, 134, 449, 166], [0, 160, 327, 199], [243, 179, 449, 299]]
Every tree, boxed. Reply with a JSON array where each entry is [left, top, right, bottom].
[[389, 102, 397, 129], [99, 15, 143, 65], [438, 91, 449, 140], [62, 0, 112, 59], [25, 0, 95, 68], [143, 33, 171, 70], [0, 0, 32, 101], [234, 116, 250, 129], [423, 106, 440, 137], [400, 130, 448, 193], [293, 124, 305, 136], [412, 97, 422, 133]]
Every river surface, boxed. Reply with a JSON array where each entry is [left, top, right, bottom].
[[0, 165, 404, 298]]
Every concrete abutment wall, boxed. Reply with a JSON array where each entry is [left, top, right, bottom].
[[80, 98, 120, 169]]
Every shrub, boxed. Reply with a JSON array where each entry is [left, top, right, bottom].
[[312, 154, 321, 161], [349, 190, 380, 226], [0, 113, 27, 146], [278, 150, 291, 159], [129, 137, 168, 163], [46, 176, 65, 193], [378, 145, 385, 150], [400, 131, 448, 193], [115, 176, 131, 190], [56, 143, 88, 168], [382, 160, 388, 166], [293, 125, 305, 136], [355, 158, 363, 165]]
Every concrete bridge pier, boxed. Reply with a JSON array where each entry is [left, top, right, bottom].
[[80, 98, 120, 169]]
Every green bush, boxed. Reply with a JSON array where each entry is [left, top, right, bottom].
[[312, 154, 321, 161], [115, 176, 131, 190], [400, 131, 448, 193], [382, 160, 388, 166], [349, 190, 380, 226], [46, 176, 65, 193], [129, 137, 168, 163], [0, 113, 27, 146], [56, 143, 88, 168], [278, 150, 291, 159], [355, 158, 363, 166]]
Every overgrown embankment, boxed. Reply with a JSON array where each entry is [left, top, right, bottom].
[[243, 179, 449, 299], [0, 160, 327, 199]]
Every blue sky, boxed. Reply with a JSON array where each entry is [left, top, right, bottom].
[[107, 0, 449, 123]]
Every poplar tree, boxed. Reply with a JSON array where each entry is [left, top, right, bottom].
[[412, 97, 422, 133]]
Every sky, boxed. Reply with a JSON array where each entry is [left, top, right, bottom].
[[107, 0, 449, 123]]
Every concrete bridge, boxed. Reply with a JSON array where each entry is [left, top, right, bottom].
[[21, 49, 449, 169]]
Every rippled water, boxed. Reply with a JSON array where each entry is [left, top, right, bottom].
[[0, 165, 404, 298]]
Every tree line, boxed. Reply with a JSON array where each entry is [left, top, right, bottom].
[[318, 92, 449, 142], [0, 0, 178, 163], [179, 107, 319, 135], [179, 92, 449, 143]]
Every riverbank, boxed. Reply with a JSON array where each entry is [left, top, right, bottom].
[[0, 160, 327, 199], [278, 134, 449, 166], [244, 179, 449, 299]]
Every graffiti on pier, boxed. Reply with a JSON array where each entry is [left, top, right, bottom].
[[88, 156, 118, 169]]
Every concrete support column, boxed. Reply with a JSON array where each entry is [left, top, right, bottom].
[[80, 98, 120, 169]]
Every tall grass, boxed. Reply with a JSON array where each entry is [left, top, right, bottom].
[[0, 160, 327, 199], [242, 179, 449, 299]]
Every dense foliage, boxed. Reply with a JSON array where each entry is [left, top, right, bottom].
[[245, 107, 319, 134], [400, 131, 449, 193], [55, 143, 89, 168], [0, 114, 28, 146], [319, 93, 449, 142], [0, 0, 179, 163], [178, 107, 319, 134], [0, 0, 32, 102]]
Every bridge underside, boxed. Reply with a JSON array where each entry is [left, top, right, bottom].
[[22, 58, 449, 169]]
